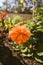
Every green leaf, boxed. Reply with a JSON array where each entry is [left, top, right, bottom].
[[37, 29, 43, 32], [21, 47, 28, 53], [37, 52, 43, 56], [35, 57, 43, 63], [21, 53, 33, 57]]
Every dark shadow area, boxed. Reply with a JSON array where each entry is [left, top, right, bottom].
[[0, 45, 24, 65]]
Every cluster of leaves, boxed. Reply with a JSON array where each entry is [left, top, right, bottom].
[[0, 15, 24, 29], [26, 4, 43, 63]]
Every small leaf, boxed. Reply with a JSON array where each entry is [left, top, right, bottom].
[[35, 57, 43, 63], [21, 47, 28, 53], [21, 53, 33, 57], [37, 52, 43, 56]]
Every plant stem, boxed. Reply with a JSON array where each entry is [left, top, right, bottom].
[[32, 0, 34, 21]]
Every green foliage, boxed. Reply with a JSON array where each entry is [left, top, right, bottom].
[[2, 15, 23, 29], [0, 20, 2, 26], [31, 4, 43, 63], [11, 15, 23, 24]]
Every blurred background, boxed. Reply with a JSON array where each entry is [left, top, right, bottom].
[[0, 0, 43, 14]]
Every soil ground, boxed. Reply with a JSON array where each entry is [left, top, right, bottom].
[[8, 13, 32, 20]]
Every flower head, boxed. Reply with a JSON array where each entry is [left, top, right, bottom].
[[9, 25, 32, 45], [0, 11, 7, 19]]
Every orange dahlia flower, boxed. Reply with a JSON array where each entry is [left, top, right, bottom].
[[9, 25, 32, 45], [0, 11, 7, 19]]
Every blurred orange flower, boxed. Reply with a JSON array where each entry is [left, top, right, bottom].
[[9, 25, 32, 45], [0, 11, 7, 19]]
